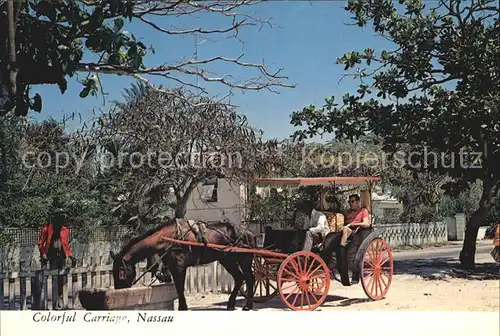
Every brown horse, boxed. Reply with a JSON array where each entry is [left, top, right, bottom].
[[109, 218, 256, 311]]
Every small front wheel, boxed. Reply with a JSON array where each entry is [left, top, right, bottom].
[[239, 255, 279, 302], [277, 251, 330, 311]]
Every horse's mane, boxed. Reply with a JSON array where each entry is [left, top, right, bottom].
[[120, 219, 175, 255]]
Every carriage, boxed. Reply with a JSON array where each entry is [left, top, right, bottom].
[[238, 176, 394, 310], [108, 176, 394, 311]]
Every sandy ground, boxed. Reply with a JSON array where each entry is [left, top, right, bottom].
[[184, 253, 499, 312]]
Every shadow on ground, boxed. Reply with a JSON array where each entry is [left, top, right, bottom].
[[394, 258, 499, 281], [189, 294, 375, 311]]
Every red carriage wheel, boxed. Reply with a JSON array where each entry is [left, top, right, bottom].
[[240, 255, 279, 302], [360, 238, 394, 300], [277, 251, 330, 311]]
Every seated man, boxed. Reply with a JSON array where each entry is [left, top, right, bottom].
[[341, 194, 371, 284], [291, 201, 311, 230], [302, 199, 329, 251], [342, 194, 371, 244]]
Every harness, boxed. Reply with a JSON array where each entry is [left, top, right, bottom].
[[130, 219, 251, 286]]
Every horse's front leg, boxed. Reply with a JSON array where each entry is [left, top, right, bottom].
[[219, 259, 244, 310], [169, 265, 188, 310], [239, 254, 254, 311]]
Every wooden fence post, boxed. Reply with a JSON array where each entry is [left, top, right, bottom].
[[90, 257, 97, 288], [52, 273, 59, 310], [8, 278, 15, 309], [0, 278, 4, 310], [71, 274, 79, 309], [20, 277, 27, 310], [31, 275, 39, 310], [35, 270, 48, 310], [212, 262, 217, 293], [61, 274, 68, 309]]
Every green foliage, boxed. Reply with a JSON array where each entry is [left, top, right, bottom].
[[291, 0, 499, 223], [0, 0, 144, 115], [439, 181, 482, 220], [246, 190, 292, 227], [0, 1, 291, 116]]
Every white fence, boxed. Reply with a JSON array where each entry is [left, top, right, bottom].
[[0, 259, 234, 310], [377, 222, 448, 247], [0, 220, 453, 271]]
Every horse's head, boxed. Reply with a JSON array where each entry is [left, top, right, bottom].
[[110, 251, 136, 289]]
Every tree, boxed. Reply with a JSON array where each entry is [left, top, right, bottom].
[[91, 83, 279, 219], [291, 0, 499, 269], [0, 0, 294, 116], [0, 117, 107, 238]]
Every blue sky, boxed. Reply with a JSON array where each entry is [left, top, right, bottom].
[[32, 1, 393, 141]]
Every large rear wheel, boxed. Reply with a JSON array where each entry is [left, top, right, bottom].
[[360, 238, 393, 300]]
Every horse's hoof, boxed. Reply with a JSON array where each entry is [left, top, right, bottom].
[[226, 306, 236, 311], [242, 306, 252, 311]]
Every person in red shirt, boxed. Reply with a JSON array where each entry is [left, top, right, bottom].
[[38, 208, 76, 269], [342, 194, 371, 245], [38, 208, 77, 308], [333, 194, 371, 285]]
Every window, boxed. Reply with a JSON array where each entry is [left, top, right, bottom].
[[201, 177, 218, 202]]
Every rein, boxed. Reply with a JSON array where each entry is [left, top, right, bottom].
[[130, 224, 192, 286]]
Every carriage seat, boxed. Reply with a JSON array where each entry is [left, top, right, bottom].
[[312, 225, 369, 254]]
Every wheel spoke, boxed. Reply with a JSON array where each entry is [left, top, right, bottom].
[[284, 285, 300, 300], [308, 266, 327, 279], [379, 272, 388, 288], [364, 259, 375, 268], [304, 290, 312, 307], [267, 280, 277, 291], [282, 267, 300, 280], [361, 239, 393, 300], [302, 256, 309, 274], [291, 291, 301, 306], [280, 277, 298, 282], [278, 252, 330, 311], [315, 279, 327, 293], [289, 259, 303, 277], [280, 282, 299, 292], [368, 246, 375, 260], [305, 258, 316, 275]]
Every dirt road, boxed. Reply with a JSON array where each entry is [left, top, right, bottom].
[[185, 243, 500, 311]]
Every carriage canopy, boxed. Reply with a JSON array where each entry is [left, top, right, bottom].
[[248, 176, 381, 187]]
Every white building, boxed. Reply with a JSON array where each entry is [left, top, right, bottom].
[[371, 190, 403, 223], [184, 177, 247, 224], [183, 178, 402, 228]]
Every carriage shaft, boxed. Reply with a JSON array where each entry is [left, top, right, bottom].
[[160, 236, 289, 259]]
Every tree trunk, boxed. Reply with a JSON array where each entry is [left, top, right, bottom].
[[174, 201, 187, 218], [173, 179, 200, 218], [459, 179, 496, 270]]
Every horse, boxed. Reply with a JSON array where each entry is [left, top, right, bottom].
[[109, 218, 256, 311]]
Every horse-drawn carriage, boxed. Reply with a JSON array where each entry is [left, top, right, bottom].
[[240, 176, 394, 310], [104, 176, 393, 311]]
